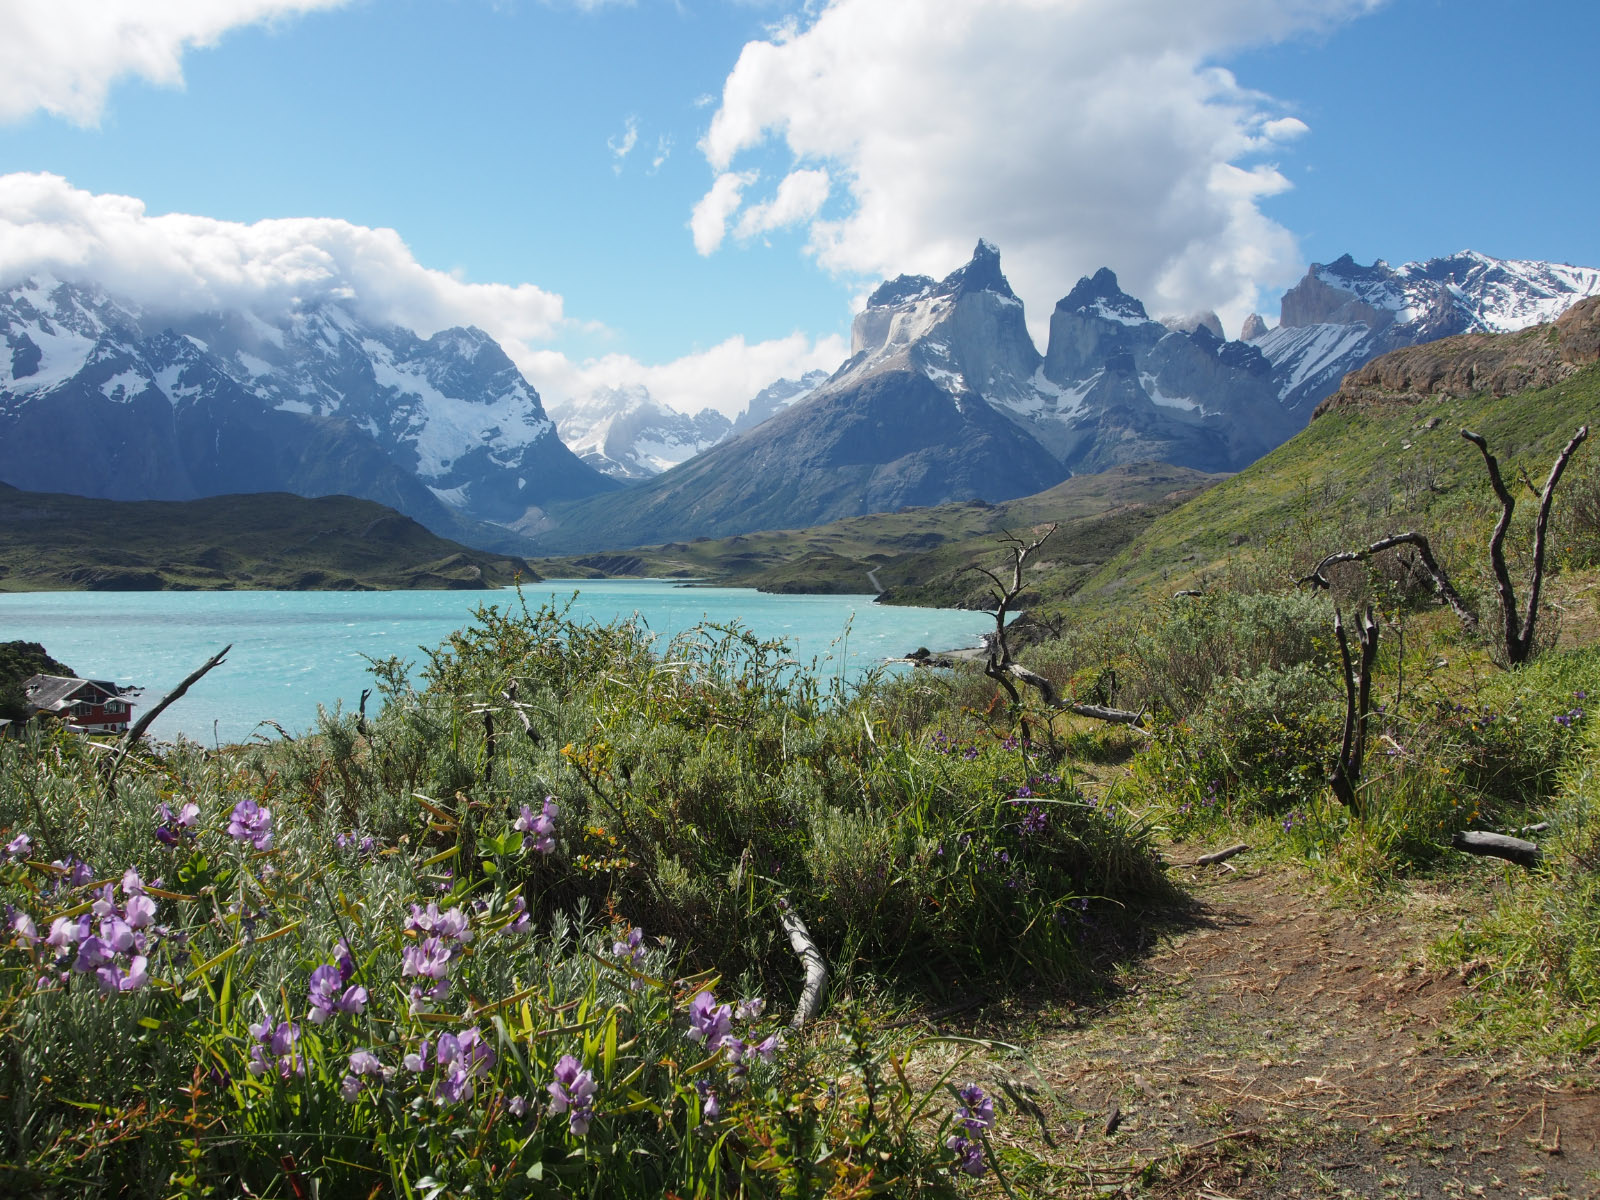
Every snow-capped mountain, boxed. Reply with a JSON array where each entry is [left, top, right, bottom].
[[549, 385, 732, 481], [0, 277, 615, 543], [730, 370, 829, 434], [1253, 251, 1600, 413]]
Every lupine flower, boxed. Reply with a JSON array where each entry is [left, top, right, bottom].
[[227, 800, 274, 851], [697, 1080, 720, 1122], [956, 1083, 994, 1132], [335, 832, 355, 851], [754, 1033, 781, 1063], [96, 955, 148, 993], [125, 893, 157, 929], [686, 990, 733, 1050], [340, 1049, 388, 1101], [430, 1027, 494, 1105], [547, 1054, 598, 1134], [408, 902, 473, 943], [514, 796, 559, 853], [505, 895, 531, 934], [46, 915, 82, 948], [508, 1094, 528, 1117], [155, 801, 199, 845], [735, 997, 765, 1021], [246, 1019, 303, 1079], [611, 925, 646, 967], [307, 963, 368, 1023], [403, 1039, 432, 1073], [4, 832, 31, 860], [946, 1133, 986, 1176], [11, 912, 38, 946], [1021, 806, 1048, 836], [402, 936, 452, 983], [75, 935, 114, 972]]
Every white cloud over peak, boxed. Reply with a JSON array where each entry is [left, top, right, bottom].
[[733, 168, 830, 241], [0, 173, 846, 424], [0, 0, 351, 126], [526, 330, 849, 422], [698, 0, 1380, 334]]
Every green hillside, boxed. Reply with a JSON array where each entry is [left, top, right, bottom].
[[1065, 359, 1600, 618], [0, 486, 539, 591], [533, 462, 1220, 607]]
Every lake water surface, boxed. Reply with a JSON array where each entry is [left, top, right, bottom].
[[0, 582, 991, 744]]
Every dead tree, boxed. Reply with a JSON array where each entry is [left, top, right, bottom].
[[104, 644, 232, 801], [969, 526, 1147, 728], [1298, 532, 1477, 631], [1461, 425, 1589, 666], [1328, 606, 1378, 815]]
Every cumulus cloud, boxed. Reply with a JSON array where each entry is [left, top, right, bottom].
[[733, 168, 830, 241], [0, 173, 845, 422], [0, 0, 350, 126], [526, 330, 850, 421], [690, 171, 759, 255], [697, 0, 1380, 334], [0, 171, 567, 344]]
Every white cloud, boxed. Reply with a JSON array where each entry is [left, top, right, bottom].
[[0, 172, 567, 345], [697, 0, 1380, 335], [527, 330, 849, 421], [733, 168, 830, 240], [650, 134, 674, 174], [0, 173, 846, 424], [689, 170, 758, 255], [608, 115, 640, 173], [0, 0, 351, 126]]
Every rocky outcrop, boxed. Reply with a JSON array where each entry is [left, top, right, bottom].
[[1240, 313, 1269, 342], [1314, 296, 1600, 416]]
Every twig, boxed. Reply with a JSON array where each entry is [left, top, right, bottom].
[[778, 899, 828, 1028], [104, 644, 232, 800]]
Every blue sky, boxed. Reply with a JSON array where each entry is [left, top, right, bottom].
[[1, 0, 1595, 417]]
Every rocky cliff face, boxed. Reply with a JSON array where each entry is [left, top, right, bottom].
[[0, 277, 616, 544], [1315, 295, 1600, 414], [1253, 252, 1600, 415], [550, 385, 732, 481]]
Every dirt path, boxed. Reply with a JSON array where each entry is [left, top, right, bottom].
[[941, 856, 1599, 1198]]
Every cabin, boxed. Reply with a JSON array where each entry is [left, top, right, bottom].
[[22, 675, 137, 735]]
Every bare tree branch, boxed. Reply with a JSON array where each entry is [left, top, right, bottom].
[[778, 899, 829, 1028], [104, 644, 232, 800], [1299, 531, 1477, 631], [1328, 606, 1378, 814], [1461, 425, 1589, 665]]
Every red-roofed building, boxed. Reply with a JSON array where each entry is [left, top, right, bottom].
[[22, 675, 137, 734]]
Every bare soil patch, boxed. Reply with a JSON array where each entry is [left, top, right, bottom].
[[925, 854, 1599, 1198]]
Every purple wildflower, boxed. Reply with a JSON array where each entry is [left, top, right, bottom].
[[548, 1054, 598, 1134], [514, 796, 559, 854], [408, 902, 473, 943], [247, 1019, 303, 1079], [946, 1133, 986, 1176], [5, 832, 31, 860], [611, 925, 646, 967], [340, 1049, 387, 1101], [505, 894, 531, 934], [697, 1080, 720, 1122], [508, 1094, 528, 1117], [686, 990, 733, 1050], [226, 800, 274, 851], [1021, 806, 1048, 836], [12, 912, 38, 946], [307, 963, 368, 1023], [402, 936, 452, 983], [735, 997, 765, 1021], [96, 955, 149, 993], [956, 1083, 994, 1133]]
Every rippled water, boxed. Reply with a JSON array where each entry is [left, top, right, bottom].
[[0, 581, 990, 744]]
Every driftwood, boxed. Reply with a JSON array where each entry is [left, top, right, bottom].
[[970, 527, 1148, 729], [1329, 606, 1378, 814], [1195, 843, 1250, 867], [104, 644, 232, 800], [1299, 532, 1476, 631], [778, 900, 829, 1028], [1452, 830, 1542, 867], [1461, 425, 1588, 666]]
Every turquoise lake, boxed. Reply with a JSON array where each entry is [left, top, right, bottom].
[[0, 582, 991, 745]]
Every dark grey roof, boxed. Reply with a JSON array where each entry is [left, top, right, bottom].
[[21, 675, 128, 712]]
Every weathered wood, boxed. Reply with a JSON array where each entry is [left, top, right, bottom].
[[1452, 830, 1542, 867], [1299, 531, 1476, 631], [1461, 425, 1588, 665], [104, 644, 232, 799], [779, 900, 829, 1028], [1195, 843, 1250, 866], [1329, 606, 1379, 814]]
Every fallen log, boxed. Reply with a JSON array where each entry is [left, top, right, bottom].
[[1195, 843, 1250, 867], [1452, 830, 1542, 867], [778, 899, 829, 1028]]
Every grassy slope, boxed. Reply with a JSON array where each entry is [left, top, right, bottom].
[[532, 462, 1221, 608], [0, 486, 539, 591], [1067, 361, 1600, 615]]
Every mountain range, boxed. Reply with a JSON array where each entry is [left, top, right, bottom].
[[4, 245, 1596, 557], [0, 278, 616, 548]]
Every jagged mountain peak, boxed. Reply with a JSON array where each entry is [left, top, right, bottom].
[[1057, 268, 1149, 324], [866, 273, 938, 310], [937, 238, 1016, 301]]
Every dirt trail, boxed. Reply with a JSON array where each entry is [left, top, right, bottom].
[[950, 857, 1599, 1198]]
